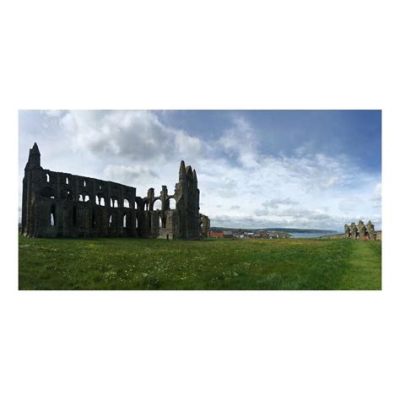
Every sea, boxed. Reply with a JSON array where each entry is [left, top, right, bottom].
[[289, 231, 337, 238]]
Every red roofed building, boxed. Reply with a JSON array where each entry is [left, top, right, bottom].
[[209, 231, 224, 238]]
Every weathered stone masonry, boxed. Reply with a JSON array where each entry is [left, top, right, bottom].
[[344, 220, 376, 240], [22, 143, 209, 239]]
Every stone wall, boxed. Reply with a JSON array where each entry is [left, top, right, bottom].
[[200, 214, 210, 238]]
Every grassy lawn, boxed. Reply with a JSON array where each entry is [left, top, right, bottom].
[[18, 235, 381, 290]]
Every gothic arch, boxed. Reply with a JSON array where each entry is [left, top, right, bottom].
[[153, 198, 162, 210], [169, 197, 176, 210]]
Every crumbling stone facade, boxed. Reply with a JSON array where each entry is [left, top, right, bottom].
[[200, 214, 210, 238], [344, 220, 376, 240], [21, 143, 209, 239]]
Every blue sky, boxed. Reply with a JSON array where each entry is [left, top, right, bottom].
[[156, 110, 381, 171], [19, 110, 381, 230]]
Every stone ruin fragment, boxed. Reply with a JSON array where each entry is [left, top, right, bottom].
[[344, 219, 376, 240]]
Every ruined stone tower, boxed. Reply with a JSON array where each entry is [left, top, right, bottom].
[[174, 161, 200, 239], [21, 143, 209, 239]]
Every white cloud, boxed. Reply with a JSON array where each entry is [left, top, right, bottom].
[[41, 110, 64, 118], [19, 111, 381, 230], [103, 165, 159, 186], [217, 116, 260, 168], [60, 110, 204, 162], [196, 118, 381, 230]]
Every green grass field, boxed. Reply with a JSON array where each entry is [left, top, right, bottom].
[[18, 235, 381, 290]]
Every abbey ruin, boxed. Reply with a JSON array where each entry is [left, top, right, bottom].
[[21, 143, 210, 239], [344, 220, 377, 240]]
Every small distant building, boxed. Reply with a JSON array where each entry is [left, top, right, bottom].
[[261, 232, 270, 239], [209, 230, 224, 239], [222, 230, 233, 238]]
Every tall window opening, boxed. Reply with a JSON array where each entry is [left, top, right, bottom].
[[66, 177, 69, 184], [50, 205, 56, 226], [123, 214, 127, 228], [46, 173, 50, 183], [109, 215, 113, 227], [169, 198, 176, 210], [124, 199, 129, 208]]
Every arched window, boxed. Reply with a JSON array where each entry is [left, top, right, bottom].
[[95, 195, 100, 205], [153, 199, 161, 210], [46, 173, 50, 183], [134, 201, 138, 210], [114, 199, 119, 208], [169, 198, 176, 210], [100, 197, 105, 206], [135, 216, 139, 228], [123, 214, 127, 228], [110, 198, 114, 207], [78, 194, 84, 202], [84, 195, 90, 202], [123, 199, 129, 208], [66, 177, 69, 184], [83, 180, 87, 187], [50, 205, 56, 226], [109, 215, 113, 227]]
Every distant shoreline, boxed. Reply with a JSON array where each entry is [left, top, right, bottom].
[[210, 227, 338, 235]]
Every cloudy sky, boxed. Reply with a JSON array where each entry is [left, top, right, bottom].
[[19, 110, 381, 230]]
